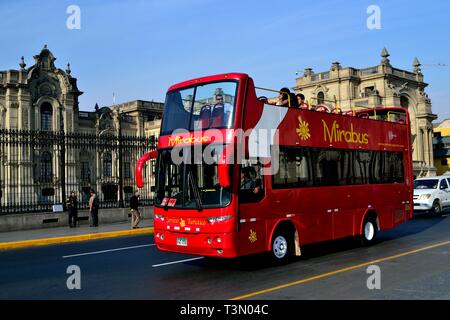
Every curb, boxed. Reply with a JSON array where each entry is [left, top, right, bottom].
[[0, 227, 154, 251]]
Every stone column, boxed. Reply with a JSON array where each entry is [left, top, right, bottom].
[[4, 88, 19, 206], [17, 88, 35, 205], [420, 129, 425, 168], [427, 128, 433, 168]]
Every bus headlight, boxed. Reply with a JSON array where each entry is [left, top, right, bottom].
[[418, 194, 431, 200], [207, 215, 232, 224]]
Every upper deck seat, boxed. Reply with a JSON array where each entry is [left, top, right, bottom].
[[331, 108, 342, 114], [344, 110, 355, 116], [199, 105, 211, 129], [315, 105, 330, 113], [358, 113, 369, 119], [210, 104, 224, 128]]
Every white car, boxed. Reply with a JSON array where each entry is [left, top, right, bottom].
[[413, 176, 450, 215]]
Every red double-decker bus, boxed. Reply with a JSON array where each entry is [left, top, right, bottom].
[[136, 73, 413, 262]]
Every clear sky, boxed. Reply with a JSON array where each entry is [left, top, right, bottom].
[[1, 0, 450, 120]]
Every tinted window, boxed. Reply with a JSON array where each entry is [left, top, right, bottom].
[[414, 179, 439, 189], [161, 87, 194, 135], [161, 81, 237, 135], [273, 146, 404, 189]]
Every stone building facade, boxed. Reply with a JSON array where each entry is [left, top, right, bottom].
[[0, 46, 163, 211], [294, 48, 437, 177]]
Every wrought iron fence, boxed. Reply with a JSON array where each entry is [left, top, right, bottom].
[[0, 129, 157, 214]]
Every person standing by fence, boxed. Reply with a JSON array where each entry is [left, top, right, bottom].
[[66, 191, 78, 228], [130, 191, 141, 229], [89, 189, 99, 227]]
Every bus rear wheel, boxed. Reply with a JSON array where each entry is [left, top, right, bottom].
[[360, 216, 378, 246], [270, 231, 293, 264]]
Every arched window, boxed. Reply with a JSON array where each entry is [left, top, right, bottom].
[[40, 102, 52, 131], [103, 153, 112, 177], [317, 92, 325, 105], [40, 151, 52, 183], [400, 96, 409, 108]]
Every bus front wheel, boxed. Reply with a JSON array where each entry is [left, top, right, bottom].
[[270, 230, 293, 263], [360, 216, 378, 246]]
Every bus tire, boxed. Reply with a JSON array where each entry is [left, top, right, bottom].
[[360, 215, 378, 246], [270, 229, 293, 264], [430, 200, 442, 216]]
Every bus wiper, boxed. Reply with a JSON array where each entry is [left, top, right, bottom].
[[187, 170, 203, 212]]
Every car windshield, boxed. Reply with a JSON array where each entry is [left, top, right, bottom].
[[155, 145, 231, 209], [414, 179, 439, 189], [160, 81, 238, 135]]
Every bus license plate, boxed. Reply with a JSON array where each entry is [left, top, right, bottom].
[[177, 237, 188, 247]]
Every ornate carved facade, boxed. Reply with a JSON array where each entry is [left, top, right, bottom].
[[0, 46, 163, 210], [294, 48, 437, 177]]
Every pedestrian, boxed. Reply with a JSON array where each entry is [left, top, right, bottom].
[[66, 191, 78, 228], [89, 189, 99, 227], [130, 191, 141, 229]]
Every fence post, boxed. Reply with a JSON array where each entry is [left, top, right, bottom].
[[60, 111, 66, 210], [118, 118, 124, 208]]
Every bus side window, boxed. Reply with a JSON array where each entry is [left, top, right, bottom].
[[239, 160, 265, 203]]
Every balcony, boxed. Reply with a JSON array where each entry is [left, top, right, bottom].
[[359, 66, 379, 77], [309, 72, 330, 82]]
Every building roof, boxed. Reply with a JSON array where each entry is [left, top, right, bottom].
[[435, 119, 450, 129]]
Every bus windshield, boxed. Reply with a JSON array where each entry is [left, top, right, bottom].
[[161, 81, 238, 135], [155, 145, 232, 209]]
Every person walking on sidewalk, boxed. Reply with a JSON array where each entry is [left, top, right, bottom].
[[89, 189, 99, 227], [66, 191, 78, 228], [130, 191, 141, 229]]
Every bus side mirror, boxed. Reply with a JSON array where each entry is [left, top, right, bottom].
[[218, 145, 233, 188], [136, 150, 157, 189]]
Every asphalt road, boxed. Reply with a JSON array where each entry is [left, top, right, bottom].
[[1, 212, 450, 300]]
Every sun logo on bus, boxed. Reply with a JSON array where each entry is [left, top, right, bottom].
[[180, 219, 186, 228], [248, 229, 257, 243], [296, 116, 311, 141]]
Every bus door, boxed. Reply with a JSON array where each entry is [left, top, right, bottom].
[[309, 149, 354, 241], [387, 152, 407, 226], [274, 147, 333, 244], [328, 151, 355, 239], [237, 160, 267, 256]]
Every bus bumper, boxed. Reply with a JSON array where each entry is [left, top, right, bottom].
[[154, 230, 239, 258]]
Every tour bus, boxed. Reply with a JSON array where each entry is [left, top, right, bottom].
[[136, 73, 413, 262]]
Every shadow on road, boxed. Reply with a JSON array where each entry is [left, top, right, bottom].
[[196, 213, 449, 272]]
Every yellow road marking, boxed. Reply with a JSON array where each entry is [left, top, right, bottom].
[[229, 239, 450, 300], [0, 227, 154, 251]]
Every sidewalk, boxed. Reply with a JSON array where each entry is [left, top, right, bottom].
[[0, 218, 154, 251]]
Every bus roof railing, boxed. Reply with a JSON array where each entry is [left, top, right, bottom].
[[254, 86, 406, 123], [255, 86, 292, 107]]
